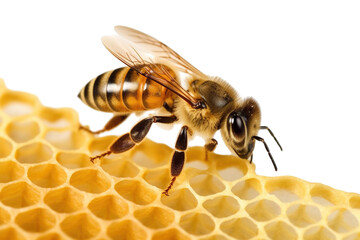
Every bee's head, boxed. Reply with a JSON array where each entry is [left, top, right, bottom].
[[221, 97, 261, 160]]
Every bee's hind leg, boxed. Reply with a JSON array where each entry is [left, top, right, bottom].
[[90, 115, 177, 163], [80, 114, 129, 135]]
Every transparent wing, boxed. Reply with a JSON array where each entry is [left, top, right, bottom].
[[102, 26, 207, 109], [113, 26, 207, 79]]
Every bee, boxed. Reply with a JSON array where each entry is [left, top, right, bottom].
[[78, 26, 282, 195]]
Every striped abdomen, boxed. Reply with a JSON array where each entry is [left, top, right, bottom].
[[78, 66, 176, 113]]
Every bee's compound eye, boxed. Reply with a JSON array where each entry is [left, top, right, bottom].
[[229, 113, 246, 141]]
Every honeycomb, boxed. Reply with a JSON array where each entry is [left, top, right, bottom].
[[1, 77, 360, 240]]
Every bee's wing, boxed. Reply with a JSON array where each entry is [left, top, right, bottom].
[[102, 26, 207, 108], [113, 26, 207, 79]]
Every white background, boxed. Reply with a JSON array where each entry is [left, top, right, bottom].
[[1, 1, 359, 194]]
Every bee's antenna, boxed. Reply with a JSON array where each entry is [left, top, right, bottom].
[[260, 126, 282, 151], [252, 136, 278, 171]]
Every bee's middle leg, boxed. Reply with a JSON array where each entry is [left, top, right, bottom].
[[80, 114, 129, 134], [90, 115, 177, 162], [162, 125, 189, 196]]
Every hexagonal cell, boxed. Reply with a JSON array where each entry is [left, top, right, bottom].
[[0, 206, 11, 225], [202, 195, 240, 218], [88, 195, 128, 220], [310, 184, 346, 206], [161, 188, 198, 211], [39, 107, 75, 128], [143, 168, 171, 189], [45, 130, 86, 150], [15, 142, 53, 164], [231, 178, 262, 200], [264, 221, 298, 240], [349, 195, 360, 209], [286, 204, 321, 227], [0, 136, 13, 158], [220, 217, 258, 240], [70, 169, 111, 193], [327, 208, 359, 233], [60, 213, 100, 239], [6, 119, 40, 143], [107, 220, 147, 240], [0, 227, 25, 240], [134, 206, 174, 229], [217, 166, 245, 182], [0, 91, 37, 116], [28, 163, 67, 188], [115, 179, 157, 205], [264, 176, 305, 202], [130, 140, 171, 168], [152, 228, 191, 240], [180, 212, 215, 236], [215, 155, 248, 181], [56, 152, 92, 169], [245, 199, 281, 222], [185, 159, 208, 171], [189, 173, 225, 196], [44, 187, 84, 213], [0, 161, 24, 183], [101, 157, 140, 178], [36, 232, 63, 240], [15, 208, 56, 232], [0, 181, 41, 208], [303, 226, 336, 240]]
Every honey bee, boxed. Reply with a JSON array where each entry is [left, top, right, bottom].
[[78, 26, 282, 195]]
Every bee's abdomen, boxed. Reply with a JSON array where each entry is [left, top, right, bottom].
[[78, 67, 171, 113]]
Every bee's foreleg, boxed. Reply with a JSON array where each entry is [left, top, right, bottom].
[[90, 115, 177, 162], [162, 125, 189, 196], [204, 138, 218, 161], [80, 114, 129, 134]]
